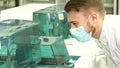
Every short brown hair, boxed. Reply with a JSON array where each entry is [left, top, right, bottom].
[[64, 0, 106, 16]]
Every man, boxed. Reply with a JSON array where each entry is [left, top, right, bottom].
[[64, 0, 120, 67]]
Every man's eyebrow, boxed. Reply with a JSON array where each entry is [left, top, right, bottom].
[[69, 21, 78, 24]]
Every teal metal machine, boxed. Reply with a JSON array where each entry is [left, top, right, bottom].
[[32, 5, 79, 68]]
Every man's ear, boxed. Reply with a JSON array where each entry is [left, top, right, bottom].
[[89, 13, 97, 27]]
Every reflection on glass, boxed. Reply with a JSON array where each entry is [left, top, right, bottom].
[[0, 19, 41, 68], [33, 5, 70, 39]]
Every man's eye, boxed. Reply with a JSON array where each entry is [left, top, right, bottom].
[[72, 23, 77, 26], [73, 23, 76, 25]]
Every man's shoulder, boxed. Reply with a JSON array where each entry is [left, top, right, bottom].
[[105, 15, 120, 28], [105, 15, 120, 49], [105, 15, 120, 22]]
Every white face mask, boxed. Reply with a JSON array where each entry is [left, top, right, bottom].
[[69, 26, 92, 42]]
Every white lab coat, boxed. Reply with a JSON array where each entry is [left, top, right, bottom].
[[95, 15, 120, 68]]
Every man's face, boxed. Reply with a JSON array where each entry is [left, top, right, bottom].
[[67, 10, 103, 39], [68, 11, 92, 33]]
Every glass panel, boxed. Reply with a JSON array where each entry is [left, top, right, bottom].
[[0, 19, 41, 68], [33, 5, 70, 39], [38, 36, 69, 65]]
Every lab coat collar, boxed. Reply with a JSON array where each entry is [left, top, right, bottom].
[[97, 15, 111, 54], [98, 15, 109, 45]]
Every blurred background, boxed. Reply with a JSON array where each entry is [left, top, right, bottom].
[[0, 0, 120, 14]]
